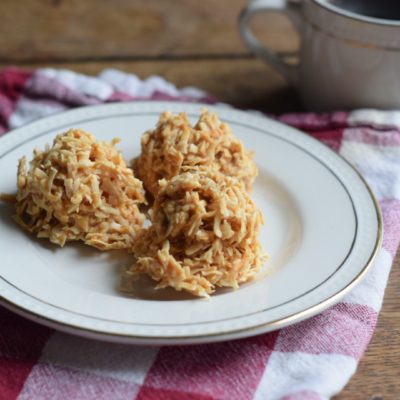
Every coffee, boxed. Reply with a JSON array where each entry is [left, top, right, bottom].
[[328, 0, 400, 21]]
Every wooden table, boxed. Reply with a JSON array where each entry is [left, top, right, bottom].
[[0, 1, 398, 398]]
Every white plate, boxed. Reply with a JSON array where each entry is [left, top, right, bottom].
[[0, 102, 382, 345]]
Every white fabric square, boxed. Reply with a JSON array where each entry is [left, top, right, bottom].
[[40, 68, 113, 100], [340, 138, 400, 200], [9, 96, 67, 129], [343, 249, 392, 312], [40, 332, 159, 384], [254, 351, 357, 400]]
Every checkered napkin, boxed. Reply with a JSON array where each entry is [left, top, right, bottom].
[[0, 67, 399, 400]]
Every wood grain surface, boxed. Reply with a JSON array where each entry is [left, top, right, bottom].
[[0, 0, 297, 62], [0, 1, 399, 398]]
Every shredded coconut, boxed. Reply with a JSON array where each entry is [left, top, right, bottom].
[[14, 129, 145, 250], [125, 169, 264, 297], [133, 110, 258, 195]]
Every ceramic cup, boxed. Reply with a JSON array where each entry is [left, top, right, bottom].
[[239, 0, 400, 111]]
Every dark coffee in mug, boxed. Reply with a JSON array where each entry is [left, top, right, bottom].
[[328, 0, 400, 20]]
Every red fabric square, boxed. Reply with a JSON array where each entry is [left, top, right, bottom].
[[137, 386, 214, 400], [139, 332, 278, 400], [0, 357, 36, 400], [19, 363, 139, 400], [0, 307, 52, 400], [275, 303, 377, 360], [308, 129, 344, 152]]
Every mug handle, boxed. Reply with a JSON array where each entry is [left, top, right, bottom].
[[239, 0, 303, 86]]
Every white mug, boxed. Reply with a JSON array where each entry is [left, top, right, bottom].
[[239, 0, 400, 111]]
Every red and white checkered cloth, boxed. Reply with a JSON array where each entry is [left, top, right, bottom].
[[0, 67, 399, 400]]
